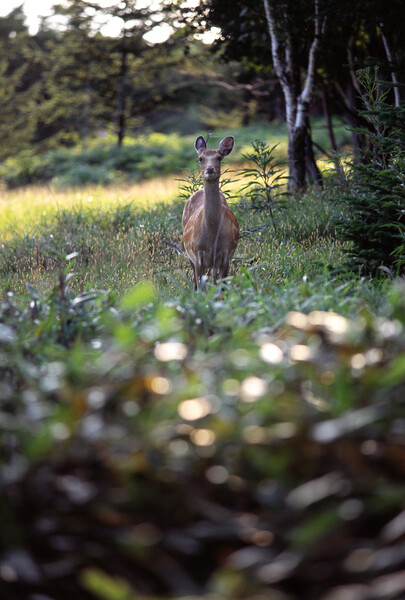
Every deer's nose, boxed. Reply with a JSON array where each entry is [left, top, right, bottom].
[[205, 166, 215, 174]]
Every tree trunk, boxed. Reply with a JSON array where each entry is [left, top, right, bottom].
[[346, 84, 367, 163], [242, 90, 251, 126], [321, 86, 338, 152], [116, 48, 128, 148], [380, 25, 401, 107], [288, 124, 306, 192], [304, 116, 323, 186], [288, 116, 322, 192], [263, 0, 324, 193], [333, 79, 369, 163], [81, 73, 91, 151]]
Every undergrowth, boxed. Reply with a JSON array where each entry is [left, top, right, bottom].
[[1, 133, 404, 600], [0, 119, 347, 189]]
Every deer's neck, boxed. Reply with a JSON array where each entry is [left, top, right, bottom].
[[203, 180, 222, 229]]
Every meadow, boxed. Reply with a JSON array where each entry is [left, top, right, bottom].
[[0, 120, 359, 305], [1, 123, 405, 599]]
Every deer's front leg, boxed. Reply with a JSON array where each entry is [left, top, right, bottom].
[[188, 259, 197, 290], [196, 251, 204, 289]]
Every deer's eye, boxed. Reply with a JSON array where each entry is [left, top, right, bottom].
[[199, 157, 203, 162]]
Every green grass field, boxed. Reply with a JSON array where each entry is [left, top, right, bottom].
[[0, 173, 363, 308], [0, 119, 352, 304], [0, 177, 179, 238]]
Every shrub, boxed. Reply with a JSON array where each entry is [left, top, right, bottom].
[[239, 140, 288, 235], [54, 163, 116, 187], [0, 133, 197, 188], [333, 68, 405, 275]]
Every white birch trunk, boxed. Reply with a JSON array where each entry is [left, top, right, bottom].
[[263, 0, 323, 191]]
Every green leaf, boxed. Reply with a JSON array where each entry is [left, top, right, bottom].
[[378, 354, 405, 387], [81, 568, 133, 600], [120, 280, 155, 311], [290, 509, 341, 547]]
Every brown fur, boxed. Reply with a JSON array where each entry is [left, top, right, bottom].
[[182, 137, 240, 289]]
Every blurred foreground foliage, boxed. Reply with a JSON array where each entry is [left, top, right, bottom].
[[1, 270, 405, 600]]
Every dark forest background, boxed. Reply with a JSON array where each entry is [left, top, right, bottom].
[[1, 0, 404, 158]]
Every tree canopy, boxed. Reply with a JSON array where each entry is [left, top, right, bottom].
[[0, 0, 404, 174]]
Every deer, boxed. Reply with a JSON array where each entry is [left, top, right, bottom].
[[182, 135, 240, 289]]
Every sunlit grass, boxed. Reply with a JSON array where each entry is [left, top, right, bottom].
[[0, 151, 350, 301], [0, 124, 352, 304], [0, 176, 180, 239], [1, 180, 348, 305]]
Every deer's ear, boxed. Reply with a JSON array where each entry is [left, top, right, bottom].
[[218, 136, 234, 157], [195, 136, 206, 153]]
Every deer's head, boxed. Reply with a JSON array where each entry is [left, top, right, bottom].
[[195, 136, 234, 182]]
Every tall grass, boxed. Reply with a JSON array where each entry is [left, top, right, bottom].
[[0, 175, 371, 320], [0, 177, 179, 240], [0, 126, 372, 315]]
